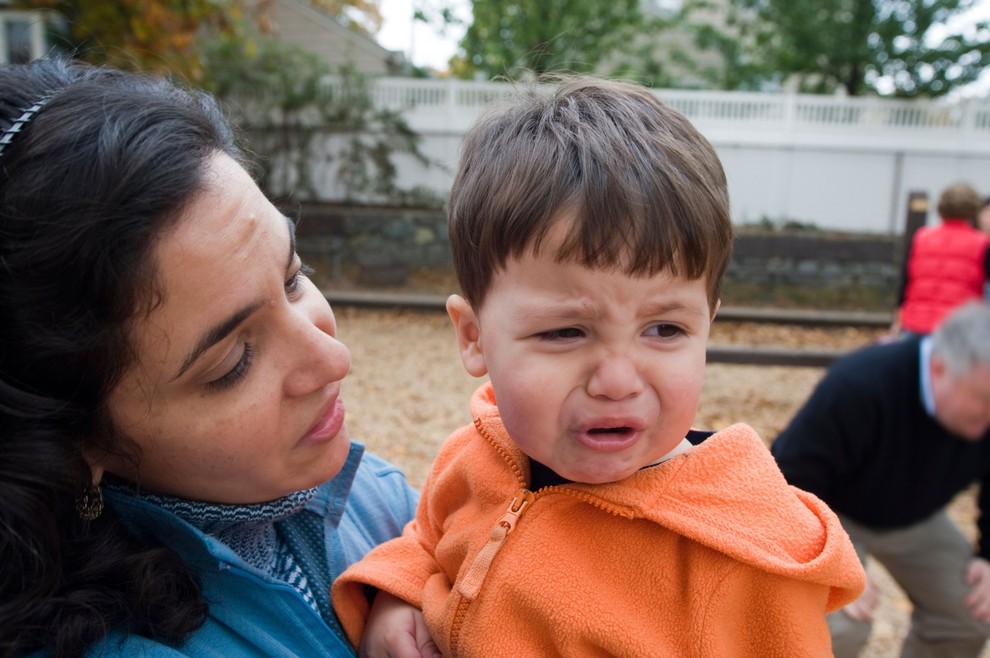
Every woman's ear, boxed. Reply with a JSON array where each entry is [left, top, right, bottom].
[[446, 294, 489, 377]]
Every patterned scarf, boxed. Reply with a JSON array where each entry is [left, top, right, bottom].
[[106, 480, 325, 615]]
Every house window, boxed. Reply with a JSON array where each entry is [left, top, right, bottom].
[[6, 19, 32, 63], [0, 12, 46, 64]]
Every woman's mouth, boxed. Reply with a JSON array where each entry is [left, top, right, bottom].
[[299, 397, 345, 447]]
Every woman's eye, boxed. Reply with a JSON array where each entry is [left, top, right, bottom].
[[646, 324, 683, 339], [285, 261, 314, 296], [537, 327, 584, 341], [206, 344, 255, 392]]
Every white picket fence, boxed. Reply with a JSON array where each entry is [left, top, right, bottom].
[[313, 77, 990, 234]]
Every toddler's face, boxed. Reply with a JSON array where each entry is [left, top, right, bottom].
[[450, 224, 715, 485]]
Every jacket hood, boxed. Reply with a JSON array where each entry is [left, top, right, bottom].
[[470, 381, 863, 611]]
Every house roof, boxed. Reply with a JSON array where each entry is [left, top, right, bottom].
[[269, 0, 405, 75]]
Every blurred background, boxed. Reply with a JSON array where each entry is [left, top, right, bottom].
[[12, 0, 987, 311]]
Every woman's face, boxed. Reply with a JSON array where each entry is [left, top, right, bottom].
[[100, 154, 353, 504]]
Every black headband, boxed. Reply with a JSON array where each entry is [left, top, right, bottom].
[[0, 95, 51, 160]]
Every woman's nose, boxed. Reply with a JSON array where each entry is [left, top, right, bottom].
[[586, 353, 644, 400], [282, 303, 351, 397]]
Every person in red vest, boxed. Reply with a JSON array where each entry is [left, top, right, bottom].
[[979, 196, 990, 302], [893, 182, 990, 335]]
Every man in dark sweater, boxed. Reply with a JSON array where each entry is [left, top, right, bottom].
[[772, 301, 990, 658]]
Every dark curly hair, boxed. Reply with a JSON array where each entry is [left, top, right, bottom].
[[0, 57, 244, 657]]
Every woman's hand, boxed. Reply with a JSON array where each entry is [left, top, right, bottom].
[[359, 590, 441, 658]]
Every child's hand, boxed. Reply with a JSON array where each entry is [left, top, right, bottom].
[[359, 590, 441, 658], [841, 574, 879, 622]]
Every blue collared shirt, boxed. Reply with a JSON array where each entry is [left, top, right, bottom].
[[920, 335, 935, 419], [46, 443, 418, 658]]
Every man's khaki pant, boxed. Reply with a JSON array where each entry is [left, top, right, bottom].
[[830, 510, 990, 658]]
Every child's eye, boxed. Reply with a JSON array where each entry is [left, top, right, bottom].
[[645, 324, 683, 339], [537, 327, 585, 341], [285, 261, 314, 297], [206, 344, 255, 392]]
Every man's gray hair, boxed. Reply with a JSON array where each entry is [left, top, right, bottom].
[[931, 301, 990, 376]]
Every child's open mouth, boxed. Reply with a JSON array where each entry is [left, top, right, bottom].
[[578, 425, 640, 452], [588, 426, 634, 436]]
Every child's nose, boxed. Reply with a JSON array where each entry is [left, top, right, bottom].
[[586, 353, 644, 400]]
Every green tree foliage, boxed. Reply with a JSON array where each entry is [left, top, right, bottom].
[[687, 0, 990, 97], [676, 0, 774, 90], [19, 0, 427, 204], [452, 0, 645, 79], [22, 0, 259, 81], [21, 0, 385, 83], [201, 37, 435, 205]]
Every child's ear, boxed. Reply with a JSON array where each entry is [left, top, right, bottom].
[[446, 294, 489, 377], [711, 298, 721, 322]]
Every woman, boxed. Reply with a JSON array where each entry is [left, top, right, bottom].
[[0, 57, 417, 657]]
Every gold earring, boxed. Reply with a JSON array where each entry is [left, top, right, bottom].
[[76, 484, 104, 521]]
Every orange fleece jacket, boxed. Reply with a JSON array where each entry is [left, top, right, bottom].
[[333, 383, 865, 657]]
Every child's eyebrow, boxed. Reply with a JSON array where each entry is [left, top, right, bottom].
[[521, 299, 705, 323], [638, 301, 709, 318], [520, 301, 601, 321]]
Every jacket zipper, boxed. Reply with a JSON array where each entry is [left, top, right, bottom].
[[447, 488, 533, 655], [446, 483, 630, 654], [456, 488, 535, 601], [447, 419, 634, 653]]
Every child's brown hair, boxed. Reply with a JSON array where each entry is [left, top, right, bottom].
[[447, 76, 733, 309]]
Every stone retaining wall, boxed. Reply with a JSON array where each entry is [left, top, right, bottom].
[[290, 203, 904, 289], [728, 233, 902, 289]]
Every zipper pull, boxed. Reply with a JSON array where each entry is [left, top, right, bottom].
[[457, 489, 534, 601]]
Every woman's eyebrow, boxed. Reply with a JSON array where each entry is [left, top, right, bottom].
[[285, 215, 297, 271], [173, 215, 296, 381], [174, 301, 264, 381]]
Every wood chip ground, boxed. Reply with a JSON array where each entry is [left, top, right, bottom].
[[337, 306, 986, 657]]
